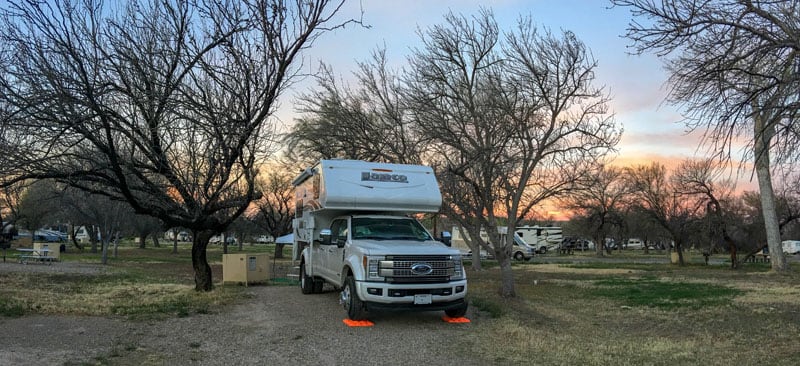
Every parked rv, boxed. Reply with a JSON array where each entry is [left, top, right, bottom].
[[450, 226, 535, 261], [514, 226, 563, 254], [293, 160, 468, 320], [782, 240, 800, 255]]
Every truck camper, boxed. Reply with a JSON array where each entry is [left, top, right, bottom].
[[292, 160, 468, 320]]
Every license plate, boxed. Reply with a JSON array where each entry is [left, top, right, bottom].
[[414, 294, 432, 305]]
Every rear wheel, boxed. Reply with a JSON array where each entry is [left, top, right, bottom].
[[313, 279, 324, 293], [445, 302, 468, 318], [538, 247, 548, 254], [513, 251, 524, 261], [300, 262, 313, 294], [341, 275, 366, 320]]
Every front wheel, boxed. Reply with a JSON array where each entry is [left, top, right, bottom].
[[300, 262, 313, 294], [341, 275, 366, 320], [538, 247, 548, 254], [445, 302, 468, 318], [513, 251, 524, 261]]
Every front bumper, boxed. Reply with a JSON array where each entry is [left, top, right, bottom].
[[356, 279, 467, 306]]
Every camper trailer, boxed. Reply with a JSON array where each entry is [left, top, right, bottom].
[[514, 226, 563, 254], [450, 226, 537, 261], [782, 240, 800, 255], [292, 160, 468, 320]]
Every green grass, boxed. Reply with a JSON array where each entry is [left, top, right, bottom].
[[469, 295, 504, 318], [0, 297, 27, 317], [591, 276, 742, 309]]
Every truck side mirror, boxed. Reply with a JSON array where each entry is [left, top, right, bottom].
[[320, 229, 332, 245], [336, 236, 346, 249]]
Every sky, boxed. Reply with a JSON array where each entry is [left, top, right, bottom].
[[275, 0, 758, 208]]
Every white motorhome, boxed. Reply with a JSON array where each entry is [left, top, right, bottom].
[[292, 160, 468, 320], [450, 226, 536, 261], [782, 240, 800, 255], [514, 226, 563, 254]]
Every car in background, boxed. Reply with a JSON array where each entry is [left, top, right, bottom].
[[626, 238, 644, 249], [561, 237, 595, 251], [210, 235, 237, 244], [34, 229, 67, 242], [177, 231, 191, 242], [255, 235, 272, 243]]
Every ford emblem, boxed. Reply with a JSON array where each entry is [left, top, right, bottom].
[[410, 263, 433, 275]]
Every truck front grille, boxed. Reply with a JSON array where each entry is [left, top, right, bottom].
[[379, 255, 456, 284]]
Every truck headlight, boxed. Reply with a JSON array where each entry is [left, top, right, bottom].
[[363, 255, 383, 280], [451, 255, 464, 280]]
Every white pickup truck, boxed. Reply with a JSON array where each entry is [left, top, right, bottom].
[[292, 159, 468, 320]]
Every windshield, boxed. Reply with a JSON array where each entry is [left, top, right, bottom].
[[352, 217, 432, 241]]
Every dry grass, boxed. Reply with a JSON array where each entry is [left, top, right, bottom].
[[2, 244, 798, 365], [0, 242, 283, 319], [461, 259, 800, 366]]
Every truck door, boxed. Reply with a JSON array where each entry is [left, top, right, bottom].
[[321, 218, 348, 281]]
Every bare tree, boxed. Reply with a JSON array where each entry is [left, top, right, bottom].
[[671, 159, 742, 267], [129, 215, 163, 249], [612, 0, 798, 271], [288, 10, 619, 297], [60, 185, 133, 264], [561, 164, 629, 256], [253, 169, 294, 258], [0, 0, 358, 290], [625, 162, 707, 265], [14, 180, 58, 237], [405, 11, 619, 297], [287, 49, 423, 165]]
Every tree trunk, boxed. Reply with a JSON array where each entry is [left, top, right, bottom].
[[498, 254, 515, 297], [192, 231, 214, 291], [753, 113, 788, 271], [100, 238, 109, 265], [172, 236, 178, 254], [138, 233, 147, 249], [152, 234, 160, 248], [496, 228, 516, 297], [274, 243, 285, 259], [69, 223, 84, 251], [112, 231, 119, 258]]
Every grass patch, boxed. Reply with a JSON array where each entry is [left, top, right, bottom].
[[0, 297, 27, 317], [591, 276, 742, 309], [0, 242, 278, 319], [562, 262, 664, 271], [457, 260, 800, 365], [469, 295, 504, 318]]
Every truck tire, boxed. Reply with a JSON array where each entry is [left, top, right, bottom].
[[341, 275, 366, 320], [445, 302, 468, 318], [300, 262, 314, 295], [514, 251, 524, 261], [538, 247, 548, 254], [313, 279, 324, 293]]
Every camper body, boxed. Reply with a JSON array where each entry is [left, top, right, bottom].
[[514, 226, 563, 254], [450, 226, 537, 260], [782, 240, 800, 255], [292, 160, 468, 320]]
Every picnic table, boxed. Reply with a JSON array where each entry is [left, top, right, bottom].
[[17, 248, 56, 265]]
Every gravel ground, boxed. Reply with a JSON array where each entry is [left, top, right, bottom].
[[0, 261, 486, 366]]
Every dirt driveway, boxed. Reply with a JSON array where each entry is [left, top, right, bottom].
[[0, 281, 486, 366]]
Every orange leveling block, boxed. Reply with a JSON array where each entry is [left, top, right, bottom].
[[343, 319, 375, 327], [442, 316, 471, 323]]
